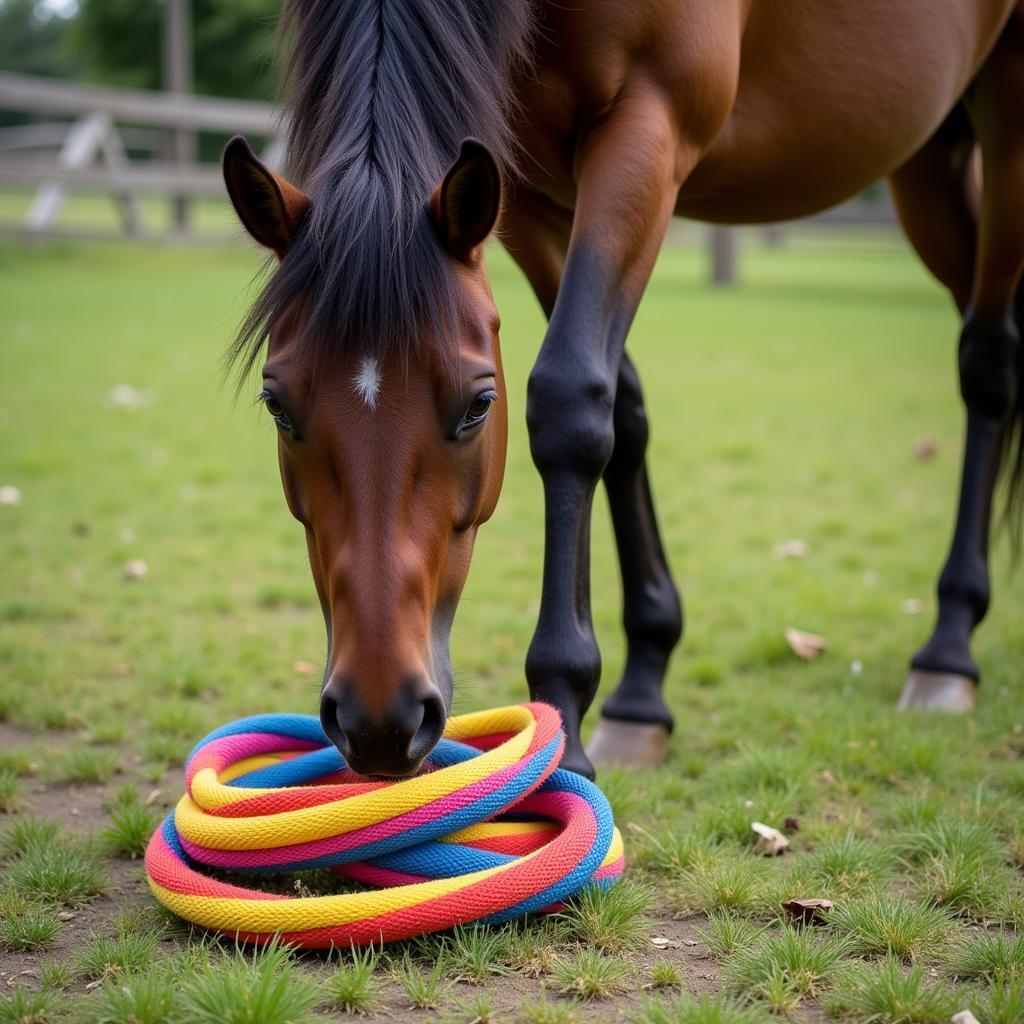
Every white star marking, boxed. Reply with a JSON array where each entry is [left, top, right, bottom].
[[352, 356, 382, 410]]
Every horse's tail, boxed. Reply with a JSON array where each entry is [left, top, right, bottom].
[[1000, 294, 1024, 558]]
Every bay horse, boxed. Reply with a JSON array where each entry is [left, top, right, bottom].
[[222, 0, 1024, 778]]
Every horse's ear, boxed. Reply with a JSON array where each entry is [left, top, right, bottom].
[[432, 138, 502, 262], [222, 136, 309, 258]]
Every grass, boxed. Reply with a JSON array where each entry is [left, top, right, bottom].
[[101, 787, 156, 859], [942, 931, 1024, 981], [0, 892, 62, 951], [519, 989, 582, 1024], [0, 820, 106, 905], [696, 911, 766, 957], [323, 944, 384, 1015], [0, 769, 21, 812], [179, 941, 319, 1024], [0, 987, 62, 1024], [972, 975, 1024, 1024], [830, 957, 956, 1023], [648, 962, 683, 991], [555, 881, 653, 952], [826, 894, 954, 959], [396, 954, 454, 1010], [73, 928, 163, 981], [631, 993, 773, 1024], [2, 229, 1024, 1015], [77, 969, 179, 1024], [721, 924, 852, 1003], [550, 949, 631, 1000], [49, 746, 120, 784]]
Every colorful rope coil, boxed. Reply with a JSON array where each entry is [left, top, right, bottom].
[[145, 702, 624, 948]]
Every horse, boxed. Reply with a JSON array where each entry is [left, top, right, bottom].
[[221, 0, 1024, 779]]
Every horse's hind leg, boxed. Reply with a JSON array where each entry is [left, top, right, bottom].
[[893, 15, 1024, 709], [586, 352, 681, 768]]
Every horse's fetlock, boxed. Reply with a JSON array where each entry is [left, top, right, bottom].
[[937, 561, 990, 621], [525, 628, 601, 702]]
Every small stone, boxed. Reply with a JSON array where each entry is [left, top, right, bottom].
[[0, 485, 22, 506], [57, 911, 77, 921], [123, 559, 149, 581], [951, 1011, 981, 1024]]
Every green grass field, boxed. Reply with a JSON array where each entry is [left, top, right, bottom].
[[1, 223, 1022, 1023]]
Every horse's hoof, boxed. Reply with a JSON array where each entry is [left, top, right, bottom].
[[585, 716, 670, 769], [896, 670, 976, 712]]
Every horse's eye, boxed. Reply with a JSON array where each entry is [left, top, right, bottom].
[[260, 390, 290, 429], [459, 390, 496, 436]]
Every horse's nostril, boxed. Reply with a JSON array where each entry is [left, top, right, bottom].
[[318, 692, 350, 759], [407, 692, 446, 763]]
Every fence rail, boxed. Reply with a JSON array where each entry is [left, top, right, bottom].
[[0, 70, 897, 274], [0, 71, 280, 240]]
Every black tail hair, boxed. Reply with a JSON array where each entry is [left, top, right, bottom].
[[1000, 292, 1024, 556]]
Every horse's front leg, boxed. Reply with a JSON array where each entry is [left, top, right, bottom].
[[525, 95, 688, 777]]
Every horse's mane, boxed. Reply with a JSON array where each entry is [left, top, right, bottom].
[[228, 0, 535, 380]]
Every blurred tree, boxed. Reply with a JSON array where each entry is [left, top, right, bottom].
[[0, 0, 80, 78], [72, 0, 280, 100]]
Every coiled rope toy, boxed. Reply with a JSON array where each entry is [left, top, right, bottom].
[[145, 703, 624, 947]]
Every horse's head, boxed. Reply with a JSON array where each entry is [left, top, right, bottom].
[[223, 137, 507, 776]]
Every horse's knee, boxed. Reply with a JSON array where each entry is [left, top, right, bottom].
[[527, 362, 616, 478], [959, 315, 1020, 419]]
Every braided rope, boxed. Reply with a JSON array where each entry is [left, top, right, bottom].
[[145, 702, 624, 947]]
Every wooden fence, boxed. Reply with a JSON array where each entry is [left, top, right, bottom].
[[0, 70, 896, 280], [0, 71, 281, 241]]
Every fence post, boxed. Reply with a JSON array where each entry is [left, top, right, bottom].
[[163, 0, 195, 232], [710, 226, 737, 286]]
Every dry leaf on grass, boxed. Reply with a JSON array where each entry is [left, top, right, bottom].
[[293, 660, 315, 676], [913, 438, 938, 460], [752, 821, 790, 856], [781, 898, 833, 924], [784, 627, 827, 660]]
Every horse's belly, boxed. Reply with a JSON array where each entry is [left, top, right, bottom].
[[677, 0, 1014, 224]]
